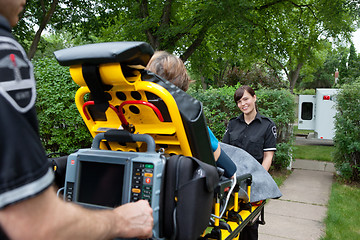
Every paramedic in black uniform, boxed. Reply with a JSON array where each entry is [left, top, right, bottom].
[[222, 85, 277, 240], [0, 1, 153, 239]]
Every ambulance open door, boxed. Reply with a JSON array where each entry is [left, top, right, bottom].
[[298, 95, 316, 131]]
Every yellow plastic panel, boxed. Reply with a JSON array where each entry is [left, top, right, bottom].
[[69, 65, 86, 86], [99, 63, 128, 85], [73, 74, 192, 157]]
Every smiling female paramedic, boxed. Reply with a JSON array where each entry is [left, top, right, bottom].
[[0, 1, 153, 239], [222, 85, 277, 240]]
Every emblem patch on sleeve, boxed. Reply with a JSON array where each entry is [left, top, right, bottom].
[[0, 36, 36, 113], [272, 126, 277, 138]]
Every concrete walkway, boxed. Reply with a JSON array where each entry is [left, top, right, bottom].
[[259, 159, 335, 240]]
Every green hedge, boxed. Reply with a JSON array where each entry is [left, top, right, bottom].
[[34, 57, 92, 154], [189, 84, 296, 170], [334, 80, 360, 182], [34, 58, 295, 170]]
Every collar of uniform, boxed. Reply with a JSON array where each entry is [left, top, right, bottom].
[[0, 15, 12, 32], [237, 112, 262, 123]]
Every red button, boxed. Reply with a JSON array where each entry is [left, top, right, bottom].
[[145, 178, 151, 184]]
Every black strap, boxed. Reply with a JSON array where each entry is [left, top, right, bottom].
[[172, 155, 219, 193], [82, 64, 110, 112], [189, 156, 219, 192]]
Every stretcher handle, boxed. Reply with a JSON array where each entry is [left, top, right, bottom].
[[118, 100, 165, 124], [236, 173, 252, 203], [82, 101, 119, 120], [236, 173, 252, 183], [82, 101, 164, 132], [91, 129, 156, 153]]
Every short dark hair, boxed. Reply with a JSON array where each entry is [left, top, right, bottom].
[[234, 85, 256, 103]]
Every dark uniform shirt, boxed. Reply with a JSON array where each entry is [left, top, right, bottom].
[[0, 15, 53, 211], [222, 112, 277, 164]]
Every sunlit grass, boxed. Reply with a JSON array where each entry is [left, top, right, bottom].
[[293, 125, 314, 135], [321, 182, 360, 240], [293, 145, 334, 162]]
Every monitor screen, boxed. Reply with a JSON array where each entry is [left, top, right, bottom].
[[77, 161, 125, 208]]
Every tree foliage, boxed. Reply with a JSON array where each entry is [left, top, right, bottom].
[[346, 44, 360, 80], [247, 0, 358, 92], [14, 0, 123, 59], [221, 62, 288, 89], [15, 0, 359, 91], [331, 44, 360, 86], [334, 79, 360, 182], [296, 44, 340, 89]]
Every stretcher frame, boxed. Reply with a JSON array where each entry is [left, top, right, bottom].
[[54, 41, 265, 240]]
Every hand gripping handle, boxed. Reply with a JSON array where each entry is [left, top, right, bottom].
[[91, 129, 156, 153]]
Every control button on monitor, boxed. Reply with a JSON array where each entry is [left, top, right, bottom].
[[144, 173, 153, 177], [145, 164, 153, 169], [144, 178, 151, 184], [144, 186, 152, 191], [132, 188, 141, 193]]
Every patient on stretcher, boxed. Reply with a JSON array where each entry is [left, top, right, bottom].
[[146, 51, 236, 178]]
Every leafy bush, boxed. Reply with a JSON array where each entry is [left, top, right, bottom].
[[188, 85, 237, 138], [293, 88, 316, 95], [34, 57, 92, 154], [189, 85, 295, 170], [256, 88, 296, 144], [273, 142, 293, 170], [333, 79, 360, 182]]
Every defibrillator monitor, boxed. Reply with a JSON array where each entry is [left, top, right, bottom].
[[64, 150, 164, 206], [76, 159, 126, 208], [63, 131, 165, 238]]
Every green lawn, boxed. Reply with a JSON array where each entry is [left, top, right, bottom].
[[293, 125, 314, 136], [293, 145, 334, 162], [293, 125, 334, 161], [321, 182, 360, 240]]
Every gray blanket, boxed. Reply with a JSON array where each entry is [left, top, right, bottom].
[[220, 143, 282, 202]]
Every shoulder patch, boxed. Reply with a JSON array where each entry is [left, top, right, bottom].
[[272, 126, 277, 138], [0, 36, 36, 113]]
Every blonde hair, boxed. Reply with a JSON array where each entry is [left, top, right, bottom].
[[146, 51, 191, 91]]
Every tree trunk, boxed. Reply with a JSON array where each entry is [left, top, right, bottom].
[[27, 0, 58, 60], [180, 24, 210, 62], [200, 76, 207, 90], [288, 62, 304, 93], [139, 0, 159, 49]]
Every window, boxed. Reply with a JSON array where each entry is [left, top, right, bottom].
[[301, 102, 313, 120]]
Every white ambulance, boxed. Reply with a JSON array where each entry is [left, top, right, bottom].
[[298, 88, 339, 140]]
